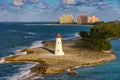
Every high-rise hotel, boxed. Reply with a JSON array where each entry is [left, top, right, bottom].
[[77, 14, 88, 24], [88, 16, 99, 23], [77, 14, 99, 24], [59, 14, 74, 24], [59, 14, 99, 24]]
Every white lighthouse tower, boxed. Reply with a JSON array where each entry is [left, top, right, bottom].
[[55, 33, 64, 55]]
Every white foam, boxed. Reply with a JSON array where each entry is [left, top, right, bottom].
[[75, 33, 80, 38], [12, 46, 27, 55], [27, 32, 36, 35], [24, 36, 31, 38], [30, 41, 44, 48], [15, 49, 27, 55], [0, 40, 44, 79], [9, 55, 15, 57], [73, 66, 81, 69], [12, 41, 44, 54], [0, 59, 6, 64], [6, 63, 38, 80], [8, 30, 17, 32], [62, 33, 82, 40], [19, 52, 27, 55], [31, 74, 44, 80]]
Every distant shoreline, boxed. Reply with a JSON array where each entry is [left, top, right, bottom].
[[0, 22, 93, 27], [23, 23, 93, 27]]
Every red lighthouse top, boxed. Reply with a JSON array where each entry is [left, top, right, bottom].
[[56, 33, 61, 38]]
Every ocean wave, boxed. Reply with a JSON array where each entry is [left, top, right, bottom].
[[13, 40, 44, 54], [6, 63, 39, 80], [74, 33, 80, 38], [8, 30, 17, 32], [3, 40, 44, 79], [62, 33, 81, 40], [25, 32, 36, 36], [0, 55, 15, 64], [14, 47, 27, 55], [31, 74, 44, 80], [8, 29, 36, 35], [30, 40, 44, 48], [0, 46, 28, 61], [24, 32, 36, 39], [0, 43, 43, 79], [0, 58, 6, 64]]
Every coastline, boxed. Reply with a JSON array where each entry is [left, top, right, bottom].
[[106, 37, 120, 41], [1, 38, 116, 79], [23, 23, 93, 27]]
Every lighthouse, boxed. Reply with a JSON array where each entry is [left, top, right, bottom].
[[55, 33, 64, 55]]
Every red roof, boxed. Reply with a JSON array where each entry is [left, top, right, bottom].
[[56, 33, 61, 38]]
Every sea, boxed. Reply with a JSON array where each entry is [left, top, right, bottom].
[[0, 22, 120, 80]]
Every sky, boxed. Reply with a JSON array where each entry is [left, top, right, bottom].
[[0, 0, 120, 22]]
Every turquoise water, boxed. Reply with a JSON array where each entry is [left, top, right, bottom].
[[0, 23, 120, 80]]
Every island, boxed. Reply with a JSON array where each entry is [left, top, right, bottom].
[[3, 39, 116, 74], [1, 22, 120, 79]]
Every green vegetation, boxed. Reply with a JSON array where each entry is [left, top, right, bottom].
[[90, 23, 120, 39], [77, 22, 120, 51]]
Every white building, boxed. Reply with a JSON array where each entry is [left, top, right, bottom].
[[55, 33, 64, 55], [59, 14, 74, 24]]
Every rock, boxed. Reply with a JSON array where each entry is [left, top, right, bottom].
[[67, 68, 77, 75], [20, 49, 33, 54], [67, 71, 77, 75]]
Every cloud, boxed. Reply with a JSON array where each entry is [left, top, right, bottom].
[[0, 2, 7, 10], [97, 1, 106, 6], [0, 0, 120, 21], [39, 3, 46, 9], [57, 0, 76, 9], [29, 0, 39, 3], [79, 0, 87, 3]]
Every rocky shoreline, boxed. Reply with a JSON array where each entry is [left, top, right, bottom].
[[1, 38, 116, 79]]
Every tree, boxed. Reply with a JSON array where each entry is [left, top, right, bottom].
[[76, 22, 120, 51]]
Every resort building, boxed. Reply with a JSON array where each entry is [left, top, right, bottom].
[[88, 16, 99, 23], [77, 14, 88, 24], [77, 14, 100, 24], [88, 16, 92, 23], [59, 14, 74, 24]]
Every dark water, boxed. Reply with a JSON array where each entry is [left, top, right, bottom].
[[0, 23, 91, 80]]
